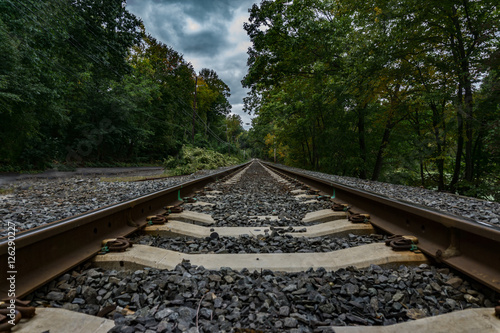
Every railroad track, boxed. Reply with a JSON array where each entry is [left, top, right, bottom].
[[0, 160, 499, 332]]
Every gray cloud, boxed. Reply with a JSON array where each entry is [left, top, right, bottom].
[[181, 31, 228, 56], [142, 0, 238, 20], [126, 0, 256, 129], [178, 0, 236, 20]]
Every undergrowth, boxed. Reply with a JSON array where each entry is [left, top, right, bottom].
[[0, 188, 14, 195], [164, 145, 244, 176]]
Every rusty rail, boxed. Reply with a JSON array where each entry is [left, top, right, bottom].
[[263, 162, 500, 293], [0, 163, 250, 298]]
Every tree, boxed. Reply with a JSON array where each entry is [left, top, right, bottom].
[[225, 114, 244, 146], [0, 0, 238, 170], [243, 0, 500, 198], [195, 68, 231, 144]]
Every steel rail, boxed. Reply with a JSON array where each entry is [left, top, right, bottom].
[[263, 162, 500, 293], [0, 162, 250, 298]]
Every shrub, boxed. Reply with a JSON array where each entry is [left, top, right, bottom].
[[164, 145, 243, 176]]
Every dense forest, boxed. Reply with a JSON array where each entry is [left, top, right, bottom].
[[243, 0, 500, 200], [0, 0, 246, 171]]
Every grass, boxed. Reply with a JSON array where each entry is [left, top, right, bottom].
[[0, 188, 14, 195]]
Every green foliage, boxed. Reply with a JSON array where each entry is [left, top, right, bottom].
[[0, 1, 242, 171], [164, 145, 243, 176], [243, 0, 500, 200]]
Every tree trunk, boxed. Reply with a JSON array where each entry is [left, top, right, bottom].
[[371, 121, 393, 181], [309, 125, 317, 169], [357, 104, 367, 179], [464, 76, 474, 182], [372, 85, 400, 181], [430, 102, 445, 191], [471, 124, 487, 184], [420, 161, 425, 187], [304, 131, 313, 168], [449, 85, 464, 190], [415, 110, 425, 187], [301, 142, 307, 165], [449, 4, 475, 183]]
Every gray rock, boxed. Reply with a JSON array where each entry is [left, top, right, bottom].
[[82, 286, 97, 303], [200, 308, 213, 319], [71, 297, 85, 305], [156, 320, 170, 333], [343, 283, 359, 295], [392, 292, 404, 302], [445, 298, 457, 308], [284, 317, 298, 328], [283, 284, 297, 292], [62, 303, 80, 311], [279, 306, 290, 317], [46, 291, 65, 302], [464, 294, 479, 304], [177, 320, 191, 331], [446, 277, 463, 288], [155, 308, 174, 320], [178, 307, 196, 322]]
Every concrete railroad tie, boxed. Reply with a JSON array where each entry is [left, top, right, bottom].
[[93, 242, 428, 272]]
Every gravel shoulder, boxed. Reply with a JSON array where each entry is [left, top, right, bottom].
[[272, 163, 500, 227], [0, 167, 165, 187], [0, 166, 236, 236]]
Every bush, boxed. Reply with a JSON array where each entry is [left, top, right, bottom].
[[164, 145, 243, 176]]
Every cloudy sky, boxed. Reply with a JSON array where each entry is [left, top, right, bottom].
[[126, 0, 259, 129]]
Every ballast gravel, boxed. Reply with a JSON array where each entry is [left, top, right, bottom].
[[21, 161, 500, 332], [27, 261, 498, 333], [186, 164, 333, 227], [0, 167, 234, 237], [273, 164, 500, 227], [134, 233, 386, 254]]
